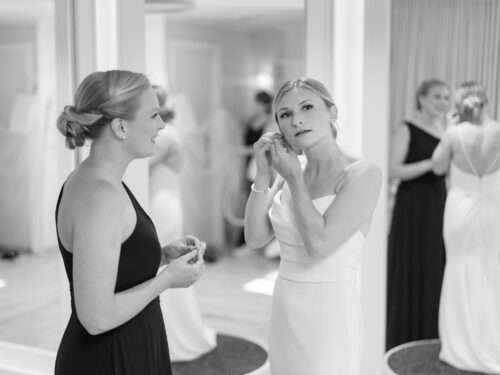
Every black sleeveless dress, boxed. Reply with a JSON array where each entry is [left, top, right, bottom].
[[386, 121, 446, 350], [55, 182, 172, 374]]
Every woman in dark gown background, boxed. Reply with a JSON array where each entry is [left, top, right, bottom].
[[54, 70, 205, 374], [386, 79, 450, 350]]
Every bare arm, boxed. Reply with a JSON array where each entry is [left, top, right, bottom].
[[72, 182, 201, 335], [244, 175, 283, 249], [287, 161, 382, 259], [389, 124, 432, 181], [432, 127, 453, 175], [244, 132, 284, 249]]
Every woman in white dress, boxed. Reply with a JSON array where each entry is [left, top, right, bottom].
[[244, 78, 382, 375], [432, 81, 500, 373], [150, 86, 216, 361]]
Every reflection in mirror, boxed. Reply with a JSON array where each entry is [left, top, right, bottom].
[[146, 1, 305, 253], [386, 0, 500, 373], [0, 0, 73, 371], [144, 0, 304, 372]]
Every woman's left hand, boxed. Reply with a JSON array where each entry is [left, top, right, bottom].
[[162, 235, 206, 264], [269, 138, 301, 181]]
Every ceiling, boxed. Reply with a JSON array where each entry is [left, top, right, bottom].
[[148, 0, 304, 31], [0, 0, 304, 25]]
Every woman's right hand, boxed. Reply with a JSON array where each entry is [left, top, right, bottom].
[[157, 248, 205, 290], [253, 132, 281, 179]]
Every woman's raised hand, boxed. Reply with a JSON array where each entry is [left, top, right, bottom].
[[253, 132, 281, 178], [269, 137, 301, 180], [161, 235, 205, 263], [157, 244, 205, 290]]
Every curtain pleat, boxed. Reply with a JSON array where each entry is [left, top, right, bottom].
[[391, 0, 500, 130]]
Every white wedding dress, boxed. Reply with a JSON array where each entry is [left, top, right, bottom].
[[439, 127, 500, 373], [268, 176, 365, 375], [150, 125, 216, 362]]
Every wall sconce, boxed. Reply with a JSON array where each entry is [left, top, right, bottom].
[[255, 72, 274, 91]]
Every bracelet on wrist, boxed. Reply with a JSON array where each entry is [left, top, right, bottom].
[[251, 183, 269, 193]]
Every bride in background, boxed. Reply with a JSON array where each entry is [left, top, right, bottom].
[[150, 86, 216, 361], [432, 81, 500, 373]]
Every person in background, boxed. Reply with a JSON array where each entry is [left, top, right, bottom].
[[386, 78, 450, 350], [243, 90, 275, 182], [432, 81, 500, 373], [238, 91, 280, 258], [54, 70, 205, 375], [150, 85, 217, 362]]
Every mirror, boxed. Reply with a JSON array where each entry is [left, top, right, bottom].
[[0, 0, 71, 356], [385, 0, 500, 373], [0, 1, 305, 373], [143, 0, 305, 370]]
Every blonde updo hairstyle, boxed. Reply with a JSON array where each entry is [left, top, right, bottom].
[[454, 81, 488, 125], [272, 77, 338, 139], [57, 70, 150, 149]]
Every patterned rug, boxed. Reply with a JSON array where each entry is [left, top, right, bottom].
[[172, 334, 267, 375]]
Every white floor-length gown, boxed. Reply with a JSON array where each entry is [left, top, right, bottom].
[[268, 177, 365, 375], [439, 127, 500, 373], [151, 125, 216, 362]]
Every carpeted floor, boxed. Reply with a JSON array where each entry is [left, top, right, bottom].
[[387, 340, 487, 375], [172, 334, 267, 375]]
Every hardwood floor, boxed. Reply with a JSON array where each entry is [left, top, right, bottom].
[[0, 247, 277, 360]]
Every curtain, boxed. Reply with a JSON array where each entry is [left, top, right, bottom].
[[391, 0, 500, 129]]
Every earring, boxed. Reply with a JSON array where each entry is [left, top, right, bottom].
[[120, 121, 127, 139], [330, 121, 338, 138]]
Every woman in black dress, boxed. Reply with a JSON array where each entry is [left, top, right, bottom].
[[386, 79, 450, 350], [54, 70, 205, 374]]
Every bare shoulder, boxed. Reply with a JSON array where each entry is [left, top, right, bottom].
[[392, 122, 410, 141], [348, 160, 382, 180], [69, 178, 127, 224], [444, 124, 458, 138], [343, 160, 382, 194]]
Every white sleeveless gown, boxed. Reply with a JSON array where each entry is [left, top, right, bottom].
[[439, 130, 500, 373], [268, 184, 364, 375]]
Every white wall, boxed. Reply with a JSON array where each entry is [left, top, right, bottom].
[[0, 23, 37, 125], [361, 1, 391, 373], [145, 14, 168, 88], [164, 20, 305, 122], [165, 20, 253, 122]]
